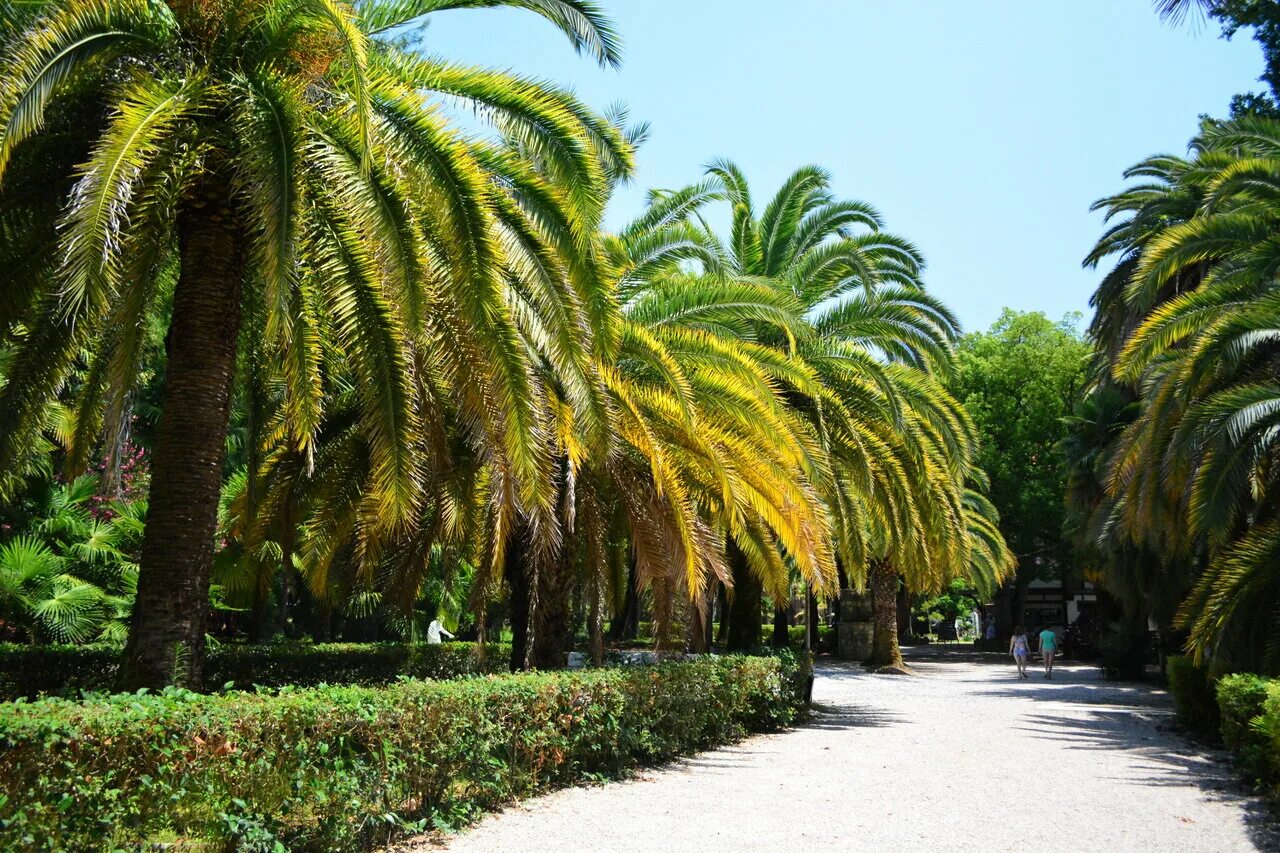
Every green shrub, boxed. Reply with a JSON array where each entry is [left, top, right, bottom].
[[782, 625, 835, 654], [1166, 655, 1219, 738], [1256, 685, 1280, 795], [0, 645, 119, 699], [0, 654, 807, 850], [1097, 621, 1149, 680], [1218, 673, 1274, 783], [1218, 673, 1270, 752], [0, 641, 512, 700]]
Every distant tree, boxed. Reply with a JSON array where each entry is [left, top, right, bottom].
[[953, 311, 1090, 607], [1158, 0, 1280, 117]]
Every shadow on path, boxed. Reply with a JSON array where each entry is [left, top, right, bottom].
[[806, 700, 904, 730], [978, 680, 1170, 709], [1026, 708, 1280, 849], [813, 654, 1280, 848]]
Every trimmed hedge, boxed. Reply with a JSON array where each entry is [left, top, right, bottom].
[[785, 624, 835, 653], [0, 641, 511, 699], [1166, 655, 1220, 739], [0, 653, 808, 850]]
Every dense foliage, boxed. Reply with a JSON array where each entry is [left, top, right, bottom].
[[0, 653, 807, 850], [0, 0, 634, 685], [953, 310, 1089, 590], [1075, 115, 1280, 673], [1217, 672, 1272, 772], [0, 641, 511, 700], [0, 0, 1017, 692], [1163, 664, 1280, 800]]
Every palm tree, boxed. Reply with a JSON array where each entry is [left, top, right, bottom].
[[690, 162, 995, 665], [598, 163, 1008, 665], [0, 474, 144, 643], [0, 0, 628, 688], [496, 181, 840, 665], [1154, 0, 1215, 24], [1083, 116, 1280, 671], [1076, 143, 1211, 641]]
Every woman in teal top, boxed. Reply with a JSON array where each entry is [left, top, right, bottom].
[[1039, 627, 1058, 679]]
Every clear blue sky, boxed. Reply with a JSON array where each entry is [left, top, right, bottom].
[[426, 1, 1263, 333]]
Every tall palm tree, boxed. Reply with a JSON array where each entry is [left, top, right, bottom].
[[693, 162, 994, 666], [604, 163, 1007, 664], [1084, 116, 1280, 671], [1077, 143, 1211, 641], [599, 218, 837, 655], [491, 180, 838, 666], [0, 0, 628, 687]]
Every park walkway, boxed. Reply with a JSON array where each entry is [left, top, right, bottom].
[[412, 653, 1280, 852]]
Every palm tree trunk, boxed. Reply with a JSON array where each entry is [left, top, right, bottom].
[[726, 541, 762, 651], [608, 551, 639, 641], [117, 181, 243, 690], [715, 582, 728, 644], [772, 604, 790, 647], [685, 587, 715, 653], [896, 583, 911, 639], [249, 584, 268, 643], [504, 525, 531, 670], [530, 558, 574, 669], [866, 558, 909, 673], [806, 588, 819, 649], [588, 567, 604, 666]]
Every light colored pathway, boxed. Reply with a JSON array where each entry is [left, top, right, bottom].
[[411, 654, 1279, 852]]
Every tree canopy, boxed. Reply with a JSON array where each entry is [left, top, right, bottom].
[[0, 0, 1016, 687], [953, 310, 1090, 584]]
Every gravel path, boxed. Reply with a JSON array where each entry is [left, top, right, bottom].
[[410, 653, 1280, 852]]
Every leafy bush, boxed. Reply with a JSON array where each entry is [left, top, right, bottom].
[[917, 579, 979, 625], [1097, 620, 1149, 680], [1217, 673, 1273, 782], [1219, 674, 1271, 751], [0, 654, 807, 850], [784, 624, 834, 653], [0, 474, 145, 645], [0, 641, 511, 700], [1166, 655, 1219, 738]]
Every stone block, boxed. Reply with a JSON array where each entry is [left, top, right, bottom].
[[837, 622, 873, 661], [839, 589, 872, 622]]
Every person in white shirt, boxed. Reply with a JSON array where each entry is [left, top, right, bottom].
[[426, 618, 453, 644]]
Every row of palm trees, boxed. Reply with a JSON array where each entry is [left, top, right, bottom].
[[1071, 115, 1280, 673], [0, 0, 1012, 688]]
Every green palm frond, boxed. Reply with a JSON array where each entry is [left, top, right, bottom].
[[357, 0, 622, 69], [0, 0, 169, 178]]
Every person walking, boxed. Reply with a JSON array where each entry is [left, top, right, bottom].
[[1009, 625, 1030, 679], [1039, 626, 1058, 678], [427, 617, 454, 645]]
